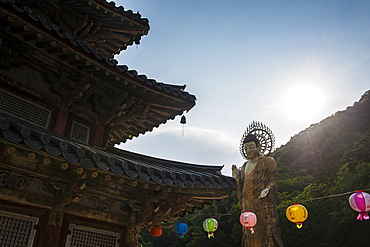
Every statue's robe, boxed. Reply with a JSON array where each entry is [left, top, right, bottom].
[[234, 157, 284, 247]]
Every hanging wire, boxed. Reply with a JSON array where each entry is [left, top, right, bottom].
[[253, 188, 370, 212]]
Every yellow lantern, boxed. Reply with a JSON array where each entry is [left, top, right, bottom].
[[286, 203, 308, 228]]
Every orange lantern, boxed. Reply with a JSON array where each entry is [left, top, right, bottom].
[[150, 226, 163, 237], [286, 203, 308, 228]]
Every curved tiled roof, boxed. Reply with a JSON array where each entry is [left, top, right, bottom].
[[0, 114, 236, 190], [0, 1, 196, 105], [60, 0, 150, 29]]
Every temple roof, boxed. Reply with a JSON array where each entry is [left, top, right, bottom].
[[59, 0, 150, 56], [0, 114, 236, 190], [0, 1, 186, 99], [0, 0, 196, 145]]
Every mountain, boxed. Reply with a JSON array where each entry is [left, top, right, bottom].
[[273, 90, 370, 174], [273, 90, 370, 247]]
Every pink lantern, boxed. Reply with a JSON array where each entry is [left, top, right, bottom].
[[349, 191, 370, 221], [239, 211, 257, 234]]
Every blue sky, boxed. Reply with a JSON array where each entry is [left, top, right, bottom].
[[115, 0, 370, 176]]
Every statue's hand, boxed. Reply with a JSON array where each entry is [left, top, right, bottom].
[[231, 165, 238, 178], [258, 188, 269, 198]]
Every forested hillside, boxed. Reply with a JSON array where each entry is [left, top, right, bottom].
[[274, 90, 370, 174], [139, 90, 370, 247]]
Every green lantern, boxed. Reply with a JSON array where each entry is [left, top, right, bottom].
[[202, 218, 218, 238]]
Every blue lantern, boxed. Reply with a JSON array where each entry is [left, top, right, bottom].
[[175, 222, 188, 238]]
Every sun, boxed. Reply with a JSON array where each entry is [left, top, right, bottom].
[[280, 84, 325, 121]]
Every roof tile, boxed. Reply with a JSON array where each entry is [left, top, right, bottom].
[[0, 114, 236, 189]]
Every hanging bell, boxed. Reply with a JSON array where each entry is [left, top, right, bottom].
[[180, 115, 186, 124]]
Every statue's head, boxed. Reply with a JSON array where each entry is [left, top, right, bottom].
[[240, 121, 275, 160], [242, 134, 261, 161], [242, 134, 260, 147]]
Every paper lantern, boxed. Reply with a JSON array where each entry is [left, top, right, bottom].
[[239, 211, 257, 234], [349, 191, 370, 221], [150, 226, 163, 237], [286, 203, 308, 228], [175, 222, 188, 238], [202, 218, 218, 238]]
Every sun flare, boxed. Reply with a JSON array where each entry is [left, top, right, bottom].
[[281, 84, 325, 121]]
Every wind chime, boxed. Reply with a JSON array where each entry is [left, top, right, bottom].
[[180, 115, 186, 136]]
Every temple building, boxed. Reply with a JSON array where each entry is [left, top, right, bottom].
[[0, 0, 235, 246]]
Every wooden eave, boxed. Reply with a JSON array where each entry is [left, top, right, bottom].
[[60, 0, 149, 26], [0, 115, 235, 228], [37, 0, 150, 56], [0, 2, 196, 144]]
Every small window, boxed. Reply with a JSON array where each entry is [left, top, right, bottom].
[[0, 210, 39, 247], [65, 224, 120, 247], [70, 121, 90, 143], [0, 89, 51, 128]]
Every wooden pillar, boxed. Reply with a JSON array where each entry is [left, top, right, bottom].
[[44, 215, 63, 246], [93, 124, 106, 148], [54, 105, 70, 136], [44, 190, 64, 246], [123, 216, 139, 247]]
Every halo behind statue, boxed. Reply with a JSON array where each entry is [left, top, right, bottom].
[[240, 121, 275, 159]]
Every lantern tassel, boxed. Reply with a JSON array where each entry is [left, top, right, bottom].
[[208, 232, 214, 238], [357, 212, 370, 221], [248, 227, 254, 234], [364, 213, 370, 220]]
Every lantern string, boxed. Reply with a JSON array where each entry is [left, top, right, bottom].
[[253, 188, 370, 212]]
